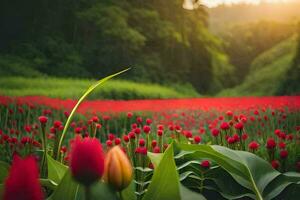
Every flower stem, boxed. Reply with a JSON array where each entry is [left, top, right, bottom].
[[85, 186, 91, 200]]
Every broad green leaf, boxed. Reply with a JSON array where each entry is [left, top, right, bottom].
[[180, 184, 206, 200], [47, 154, 68, 184], [48, 170, 118, 200], [176, 144, 250, 188], [0, 161, 9, 183], [48, 170, 82, 200], [177, 143, 300, 200], [121, 181, 136, 200], [273, 183, 300, 200], [57, 68, 130, 158], [143, 143, 181, 200], [263, 173, 300, 200]]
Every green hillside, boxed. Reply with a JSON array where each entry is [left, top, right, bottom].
[[218, 36, 297, 96], [0, 77, 199, 100]]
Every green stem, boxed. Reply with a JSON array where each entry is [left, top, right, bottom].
[[119, 191, 124, 200], [85, 186, 91, 200]]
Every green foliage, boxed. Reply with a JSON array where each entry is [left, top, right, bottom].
[[0, 0, 233, 94], [218, 20, 296, 83], [218, 36, 297, 96], [277, 24, 300, 95], [0, 77, 199, 100]]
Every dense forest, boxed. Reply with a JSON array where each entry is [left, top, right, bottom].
[[0, 0, 300, 95]]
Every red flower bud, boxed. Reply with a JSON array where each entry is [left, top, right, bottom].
[[200, 160, 210, 169], [38, 116, 48, 124], [194, 136, 201, 144], [70, 136, 105, 186], [266, 138, 276, 149], [4, 155, 43, 200]]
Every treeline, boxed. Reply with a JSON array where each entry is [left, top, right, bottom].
[[0, 0, 235, 94]]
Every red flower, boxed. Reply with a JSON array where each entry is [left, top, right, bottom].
[[136, 117, 143, 124], [227, 137, 235, 144], [24, 125, 32, 133], [220, 122, 230, 130], [70, 136, 105, 186], [38, 116, 48, 124], [53, 120, 62, 128], [211, 128, 220, 137], [242, 133, 248, 141], [128, 132, 135, 139], [92, 116, 99, 123], [143, 125, 151, 134], [248, 141, 259, 151], [234, 122, 244, 130], [123, 135, 129, 143], [226, 111, 233, 117], [139, 138, 145, 147], [151, 140, 157, 147], [4, 155, 43, 200], [146, 118, 152, 125], [271, 160, 280, 170], [157, 130, 163, 136], [106, 140, 113, 147], [134, 128, 141, 135], [127, 112, 133, 118], [153, 146, 160, 153], [157, 125, 164, 130], [194, 136, 201, 144], [266, 138, 276, 149], [108, 133, 115, 141], [115, 138, 121, 145], [135, 147, 147, 155], [280, 150, 288, 159], [200, 160, 210, 169], [278, 141, 286, 149]]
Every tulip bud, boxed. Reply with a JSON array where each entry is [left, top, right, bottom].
[[70, 136, 105, 186], [104, 146, 133, 191]]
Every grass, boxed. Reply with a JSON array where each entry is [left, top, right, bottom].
[[0, 77, 200, 100], [218, 36, 297, 96]]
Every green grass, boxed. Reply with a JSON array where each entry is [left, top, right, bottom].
[[218, 36, 297, 96], [0, 77, 199, 100]]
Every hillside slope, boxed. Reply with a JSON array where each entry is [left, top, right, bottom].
[[217, 36, 297, 96]]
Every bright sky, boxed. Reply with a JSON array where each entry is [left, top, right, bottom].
[[199, 0, 296, 7]]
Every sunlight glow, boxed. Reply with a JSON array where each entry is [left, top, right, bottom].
[[199, 0, 298, 8]]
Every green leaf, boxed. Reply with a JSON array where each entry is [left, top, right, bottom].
[[0, 161, 9, 183], [47, 154, 68, 184], [143, 143, 181, 200], [180, 184, 206, 200], [263, 173, 300, 200], [48, 170, 82, 200], [48, 170, 118, 200], [147, 152, 163, 168], [40, 179, 58, 191], [57, 68, 130, 158], [121, 181, 136, 200], [177, 143, 300, 200]]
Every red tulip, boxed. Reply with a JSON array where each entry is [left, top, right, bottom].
[[70, 136, 105, 186], [4, 155, 43, 200], [200, 160, 210, 169], [248, 141, 259, 151], [266, 138, 276, 149], [38, 116, 48, 124]]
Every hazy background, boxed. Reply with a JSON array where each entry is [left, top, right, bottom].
[[0, 0, 299, 99]]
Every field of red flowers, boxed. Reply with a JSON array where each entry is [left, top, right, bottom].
[[0, 95, 300, 200]]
